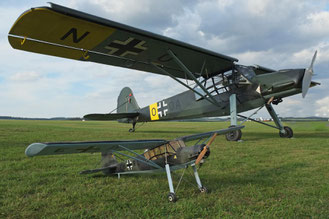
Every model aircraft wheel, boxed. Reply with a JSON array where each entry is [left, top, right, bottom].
[[279, 126, 293, 138], [168, 192, 177, 202], [225, 126, 242, 141], [129, 128, 135, 133], [199, 186, 208, 193]]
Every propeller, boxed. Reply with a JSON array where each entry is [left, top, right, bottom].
[[302, 50, 317, 98], [195, 133, 217, 165]]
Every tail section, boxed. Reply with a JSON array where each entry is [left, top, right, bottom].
[[83, 87, 140, 128], [117, 87, 140, 113]]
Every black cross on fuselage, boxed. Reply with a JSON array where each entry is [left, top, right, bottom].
[[126, 160, 133, 170]]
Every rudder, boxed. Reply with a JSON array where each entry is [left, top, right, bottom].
[[117, 87, 139, 113]]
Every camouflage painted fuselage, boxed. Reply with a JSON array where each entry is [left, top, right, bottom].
[[101, 143, 208, 175], [134, 68, 306, 123]]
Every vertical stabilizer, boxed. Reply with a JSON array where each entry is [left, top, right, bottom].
[[117, 87, 140, 113]]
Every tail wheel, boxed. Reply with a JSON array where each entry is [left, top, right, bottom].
[[225, 126, 242, 141], [279, 126, 293, 138]]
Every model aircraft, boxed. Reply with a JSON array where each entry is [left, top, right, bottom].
[[8, 3, 320, 141], [25, 126, 243, 202]]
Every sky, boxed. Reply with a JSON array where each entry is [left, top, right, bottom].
[[0, 0, 329, 118]]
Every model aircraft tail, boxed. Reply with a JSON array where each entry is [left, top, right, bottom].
[[83, 87, 140, 122], [117, 87, 140, 113]]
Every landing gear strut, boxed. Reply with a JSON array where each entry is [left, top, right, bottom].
[[265, 103, 293, 138], [165, 164, 207, 202], [226, 94, 242, 141], [129, 122, 136, 133]]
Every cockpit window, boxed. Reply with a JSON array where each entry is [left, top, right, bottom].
[[193, 71, 231, 100]]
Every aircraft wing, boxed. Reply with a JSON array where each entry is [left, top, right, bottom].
[[26, 139, 166, 157], [84, 112, 139, 121], [178, 125, 244, 142], [8, 3, 238, 80]]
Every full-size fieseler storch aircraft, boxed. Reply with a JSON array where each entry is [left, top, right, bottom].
[[9, 3, 320, 141], [26, 126, 243, 202]]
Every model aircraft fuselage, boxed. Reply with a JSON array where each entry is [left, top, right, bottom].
[[136, 68, 305, 122]]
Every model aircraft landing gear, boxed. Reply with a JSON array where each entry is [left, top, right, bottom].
[[168, 192, 177, 202], [225, 126, 242, 141], [265, 103, 293, 138], [279, 126, 293, 138], [165, 164, 178, 202], [192, 165, 208, 194], [129, 122, 136, 132], [226, 94, 242, 141], [199, 186, 208, 193]]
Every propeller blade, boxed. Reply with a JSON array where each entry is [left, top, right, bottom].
[[195, 133, 217, 165], [302, 50, 317, 98]]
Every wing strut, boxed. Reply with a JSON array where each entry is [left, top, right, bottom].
[[151, 52, 221, 107], [115, 145, 162, 169], [167, 50, 221, 107], [151, 63, 220, 106]]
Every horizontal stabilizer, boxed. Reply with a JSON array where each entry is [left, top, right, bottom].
[[26, 139, 166, 157], [83, 112, 139, 121]]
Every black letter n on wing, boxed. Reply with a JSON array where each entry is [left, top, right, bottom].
[[61, 28, 90, 43]]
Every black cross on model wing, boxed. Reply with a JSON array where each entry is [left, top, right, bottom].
[[105, 37, 147, 57]]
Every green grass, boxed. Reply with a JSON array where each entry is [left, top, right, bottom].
[[1, 120, 329, 218]]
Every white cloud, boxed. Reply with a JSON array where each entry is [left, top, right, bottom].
[[9, 71, 43, 81], [315, 96, 329, 117], [0, 0, 328, 119]]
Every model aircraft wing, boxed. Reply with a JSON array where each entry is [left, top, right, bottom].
[[83, 112, 139, 121], [8, 3, 238, 80], [178, 125, 244, 142], [26, 139, 166, 157]]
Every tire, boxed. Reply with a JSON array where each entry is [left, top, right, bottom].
[[279, 126, 293, 138], [129, 128, 135, 133], [168, 193, 177, 202], [225, 126, 242, 141], [199, 186, 208, 193]]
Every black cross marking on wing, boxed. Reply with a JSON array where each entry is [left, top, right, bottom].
[[105, 37, 147, 57]]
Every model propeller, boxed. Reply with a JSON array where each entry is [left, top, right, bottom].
[[302, 51, 317, 98], [195, 133, 217, 165]]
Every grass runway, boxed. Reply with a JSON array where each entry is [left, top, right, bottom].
[[1, 120, 329, 218]]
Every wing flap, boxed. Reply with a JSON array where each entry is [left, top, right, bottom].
[[83, 112, 139, 121], [9, 3, 238, 79], [26, 139, 167, 157]]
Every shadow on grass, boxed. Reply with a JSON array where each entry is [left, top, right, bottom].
[[206, 162, 308, 191], [244, 131, 329, 140], [136, 130, 200, 134], [292, 133, 329, 139]]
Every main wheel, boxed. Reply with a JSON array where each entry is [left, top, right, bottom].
[[225, 126, 242, 141], [168, 193, 177, 202], [199, 186, 208, 193], [279, 126, 293, 138], [129, 128, 135, 133]]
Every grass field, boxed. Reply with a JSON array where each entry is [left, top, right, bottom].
[[1, 120, 329, 218]]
